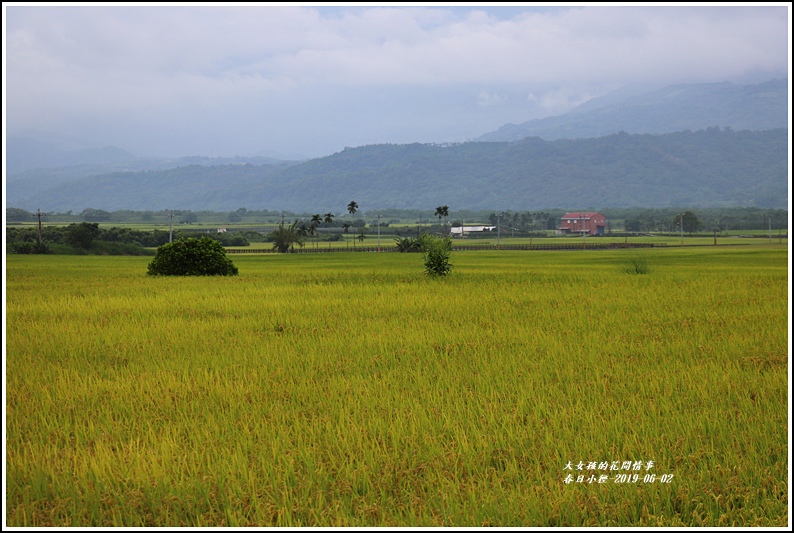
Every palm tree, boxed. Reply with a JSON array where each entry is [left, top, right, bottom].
[[324, 213, 335, 250], [310, 214, 322, 251], [297, 223, 309, 250], [342, 223, 351, 250], [435, 205, 450, 235], [347, 201, 358, 248]]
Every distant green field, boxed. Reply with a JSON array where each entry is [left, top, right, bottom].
[[228, 234, 785, 252], [5, 244, 788, 526]]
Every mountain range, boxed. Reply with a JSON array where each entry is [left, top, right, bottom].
[[476, 78, 788, 142], [5, 79, 789, 213]]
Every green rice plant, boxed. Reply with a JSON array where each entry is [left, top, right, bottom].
[[5, 244, 788, 527], [621, 252, 651, 274]]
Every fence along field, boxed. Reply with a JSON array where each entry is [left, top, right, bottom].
[[5, 245, 788, 526]]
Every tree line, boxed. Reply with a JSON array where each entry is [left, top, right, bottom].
[[5, 223, 251, 255], [7, 204, 788, 255], [7, 206, 788, 233]]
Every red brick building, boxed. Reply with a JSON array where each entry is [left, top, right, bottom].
[[559, 212, 607, 236]]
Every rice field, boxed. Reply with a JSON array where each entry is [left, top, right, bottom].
[[4, 245, 789, 526]]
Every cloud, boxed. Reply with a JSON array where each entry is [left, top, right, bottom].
[[476, 90, 506, 107], [4, 4, 789, 157], [9, 6, 787, 85]]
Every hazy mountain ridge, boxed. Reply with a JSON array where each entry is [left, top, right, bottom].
[[6, 135, 297, 177], [6, 137, 139, 175], [8, 128, 787, 212], [476, 78, 788, 142], [5, 149, 300, 207], [5, 79, 789, 213]]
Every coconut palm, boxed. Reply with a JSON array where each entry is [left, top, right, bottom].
[[297, 223, 310, 250], [342, 223, 351, 250], [347, 201, 358, 248], [324, 213, 335, 250], [310, 214, 322, 250], [435, 205, 450, 235]]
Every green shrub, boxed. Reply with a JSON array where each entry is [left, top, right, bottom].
[[420, 233, 453, 277], [147, 237, 239, 276], [394, 236, 422, 252], [9, 241, 51, 254]]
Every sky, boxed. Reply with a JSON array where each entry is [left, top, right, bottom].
[[3, 3, 790, 160]]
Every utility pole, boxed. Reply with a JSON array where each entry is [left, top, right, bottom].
[[169, 211, 174, 243], [497, 213, 500, 250], [377, 214, 381, 252], [34, 209, 45, 243], [679, 213, 684, 247]]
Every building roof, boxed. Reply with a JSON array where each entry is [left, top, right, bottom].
[[561, 212, 605, 220]]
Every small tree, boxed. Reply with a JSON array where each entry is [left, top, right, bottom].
[[420, 233, 453, 277], [394, 236, 422, 252], [269, 220, 304, 253], [147, 236, 238, 276], [66, 222, 101, 250], [672, 211, 701, 235]]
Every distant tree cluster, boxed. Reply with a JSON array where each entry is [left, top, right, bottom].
[[267, 204, 368, 253], [606, 207, 787, 234], [487, 211, 557, 232], [6, 223, 251, 255]]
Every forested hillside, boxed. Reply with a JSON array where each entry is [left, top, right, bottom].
[[8, 128, 788, 212]]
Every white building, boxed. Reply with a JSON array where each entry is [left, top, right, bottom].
[[449, 225, 496, 237]]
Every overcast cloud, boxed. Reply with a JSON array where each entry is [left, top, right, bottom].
[[4, 3, 790, 159]]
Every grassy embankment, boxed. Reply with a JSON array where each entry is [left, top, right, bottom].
[[5, 245, 788, 526]]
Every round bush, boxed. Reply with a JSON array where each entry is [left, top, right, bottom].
[[147, 236, 239, 276]]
